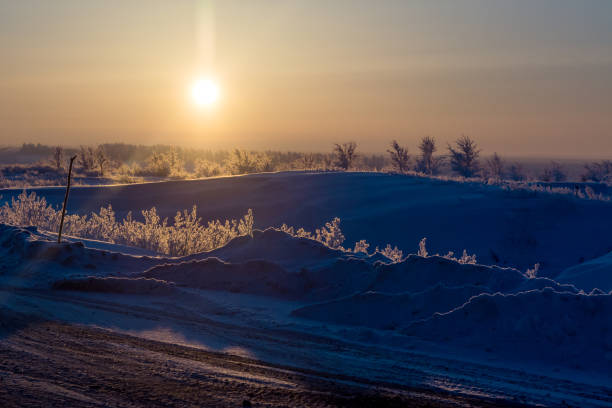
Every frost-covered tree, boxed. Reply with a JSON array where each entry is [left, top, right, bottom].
[[302, 153, 315, 169], [194, 158, 222, 177], [540, 161, 566, 182], [255, 153, 275, 172], [333, 142, 357, 170], [52, 146, 63, 171], [144, 152, 172, 177], [415, 136, 442, 175], [387, 140, 410, 173], [448, 135, 480, 177], [77, 146, 96, 173], [486, 152, 504, 180], [582, 160, 612, 182], [507, 162, 525, 181], [226, 149, 259, 174], [95, 146, 109, 176]]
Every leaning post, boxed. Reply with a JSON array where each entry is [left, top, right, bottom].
[[58, 155, 77, 243]]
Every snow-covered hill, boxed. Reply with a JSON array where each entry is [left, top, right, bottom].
[[3, 172, 612, 275]]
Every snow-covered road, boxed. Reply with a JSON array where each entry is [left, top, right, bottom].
[[2, 287, 610, 407]]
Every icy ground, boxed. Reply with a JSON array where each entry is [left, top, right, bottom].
[[1, 207, 611, 407]]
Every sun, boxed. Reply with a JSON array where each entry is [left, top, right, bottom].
[[191, 78, 220, 107]]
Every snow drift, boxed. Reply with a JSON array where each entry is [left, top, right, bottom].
[[403, 288, 612, 373], [556, 250, 612, 292], [142, 258, 306, 298], [195, 228, 388, 270], [0, 224, 163, 288], [53, 276, 176, 295], [293, 255, 578, 328]]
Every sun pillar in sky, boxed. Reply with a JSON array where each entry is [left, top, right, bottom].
[[191, 0, 220, 108]]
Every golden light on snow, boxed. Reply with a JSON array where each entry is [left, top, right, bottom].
[[191, 78, 220, 107]]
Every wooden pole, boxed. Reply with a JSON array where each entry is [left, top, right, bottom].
[[58, 155, 77, 243]]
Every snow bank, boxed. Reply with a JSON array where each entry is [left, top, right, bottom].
[[0, 223, 163, 288], [368, 255, 576, 294], [142, 258, 307, 298], [292, 284, 488, 329], [556, 251, 612, 292], [293, 255, 579, 328], [195, 228, 387, 271], [53, 277, 176, 295], [145, 230, 582, 304], [403, 288, 612, 373]]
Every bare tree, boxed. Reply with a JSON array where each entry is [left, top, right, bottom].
[[387, 140, 410, 173], [333, 142, 357, 170], [95, 146, 109, 176], [486, 152, 504, 180], [415, 136, 442, 175], [52, 146, 63, 171], [448, 135, 481, 177], [540, 161, 566, 182]]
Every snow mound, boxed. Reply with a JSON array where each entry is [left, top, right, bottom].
[[369, 255, 576, 294], [556, 251, 612, 292], [293, 284, 488, 329], [0, 223, 163, 288], [53, 277, 176, 295], [403, 288, 612, 372], [192, 228, 388, 271], [293, 256, 579, 328], [142, 258, 307, 298]]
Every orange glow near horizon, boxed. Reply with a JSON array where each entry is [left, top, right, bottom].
[[0, 1, 611, 157]]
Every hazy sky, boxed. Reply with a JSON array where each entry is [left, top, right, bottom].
[[1, 0, 611, 157]]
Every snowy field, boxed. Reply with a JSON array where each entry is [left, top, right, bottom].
[[1, 172, 612, 407]]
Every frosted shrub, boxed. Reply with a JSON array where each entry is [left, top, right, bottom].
[[458, 249, 477, 264], [194, 158, 222, 178], [226, 149, 259, 174], [418, 237, 428, 257], [353, 239, 370, 254], [0, 191, 254, 257], [443, 249, 477, 264], [137, 150, 184, 178], [525, 263, 540, 279], [501, 183, 611, 202], [379, 244, 403, 262], [0, 191, 60, 232], [315, 217, 345, 249]]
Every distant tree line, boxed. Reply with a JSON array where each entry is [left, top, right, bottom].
[[1, 139, 610, 188]]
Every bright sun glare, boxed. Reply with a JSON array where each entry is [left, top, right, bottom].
[[191, 78, 220, 107]]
